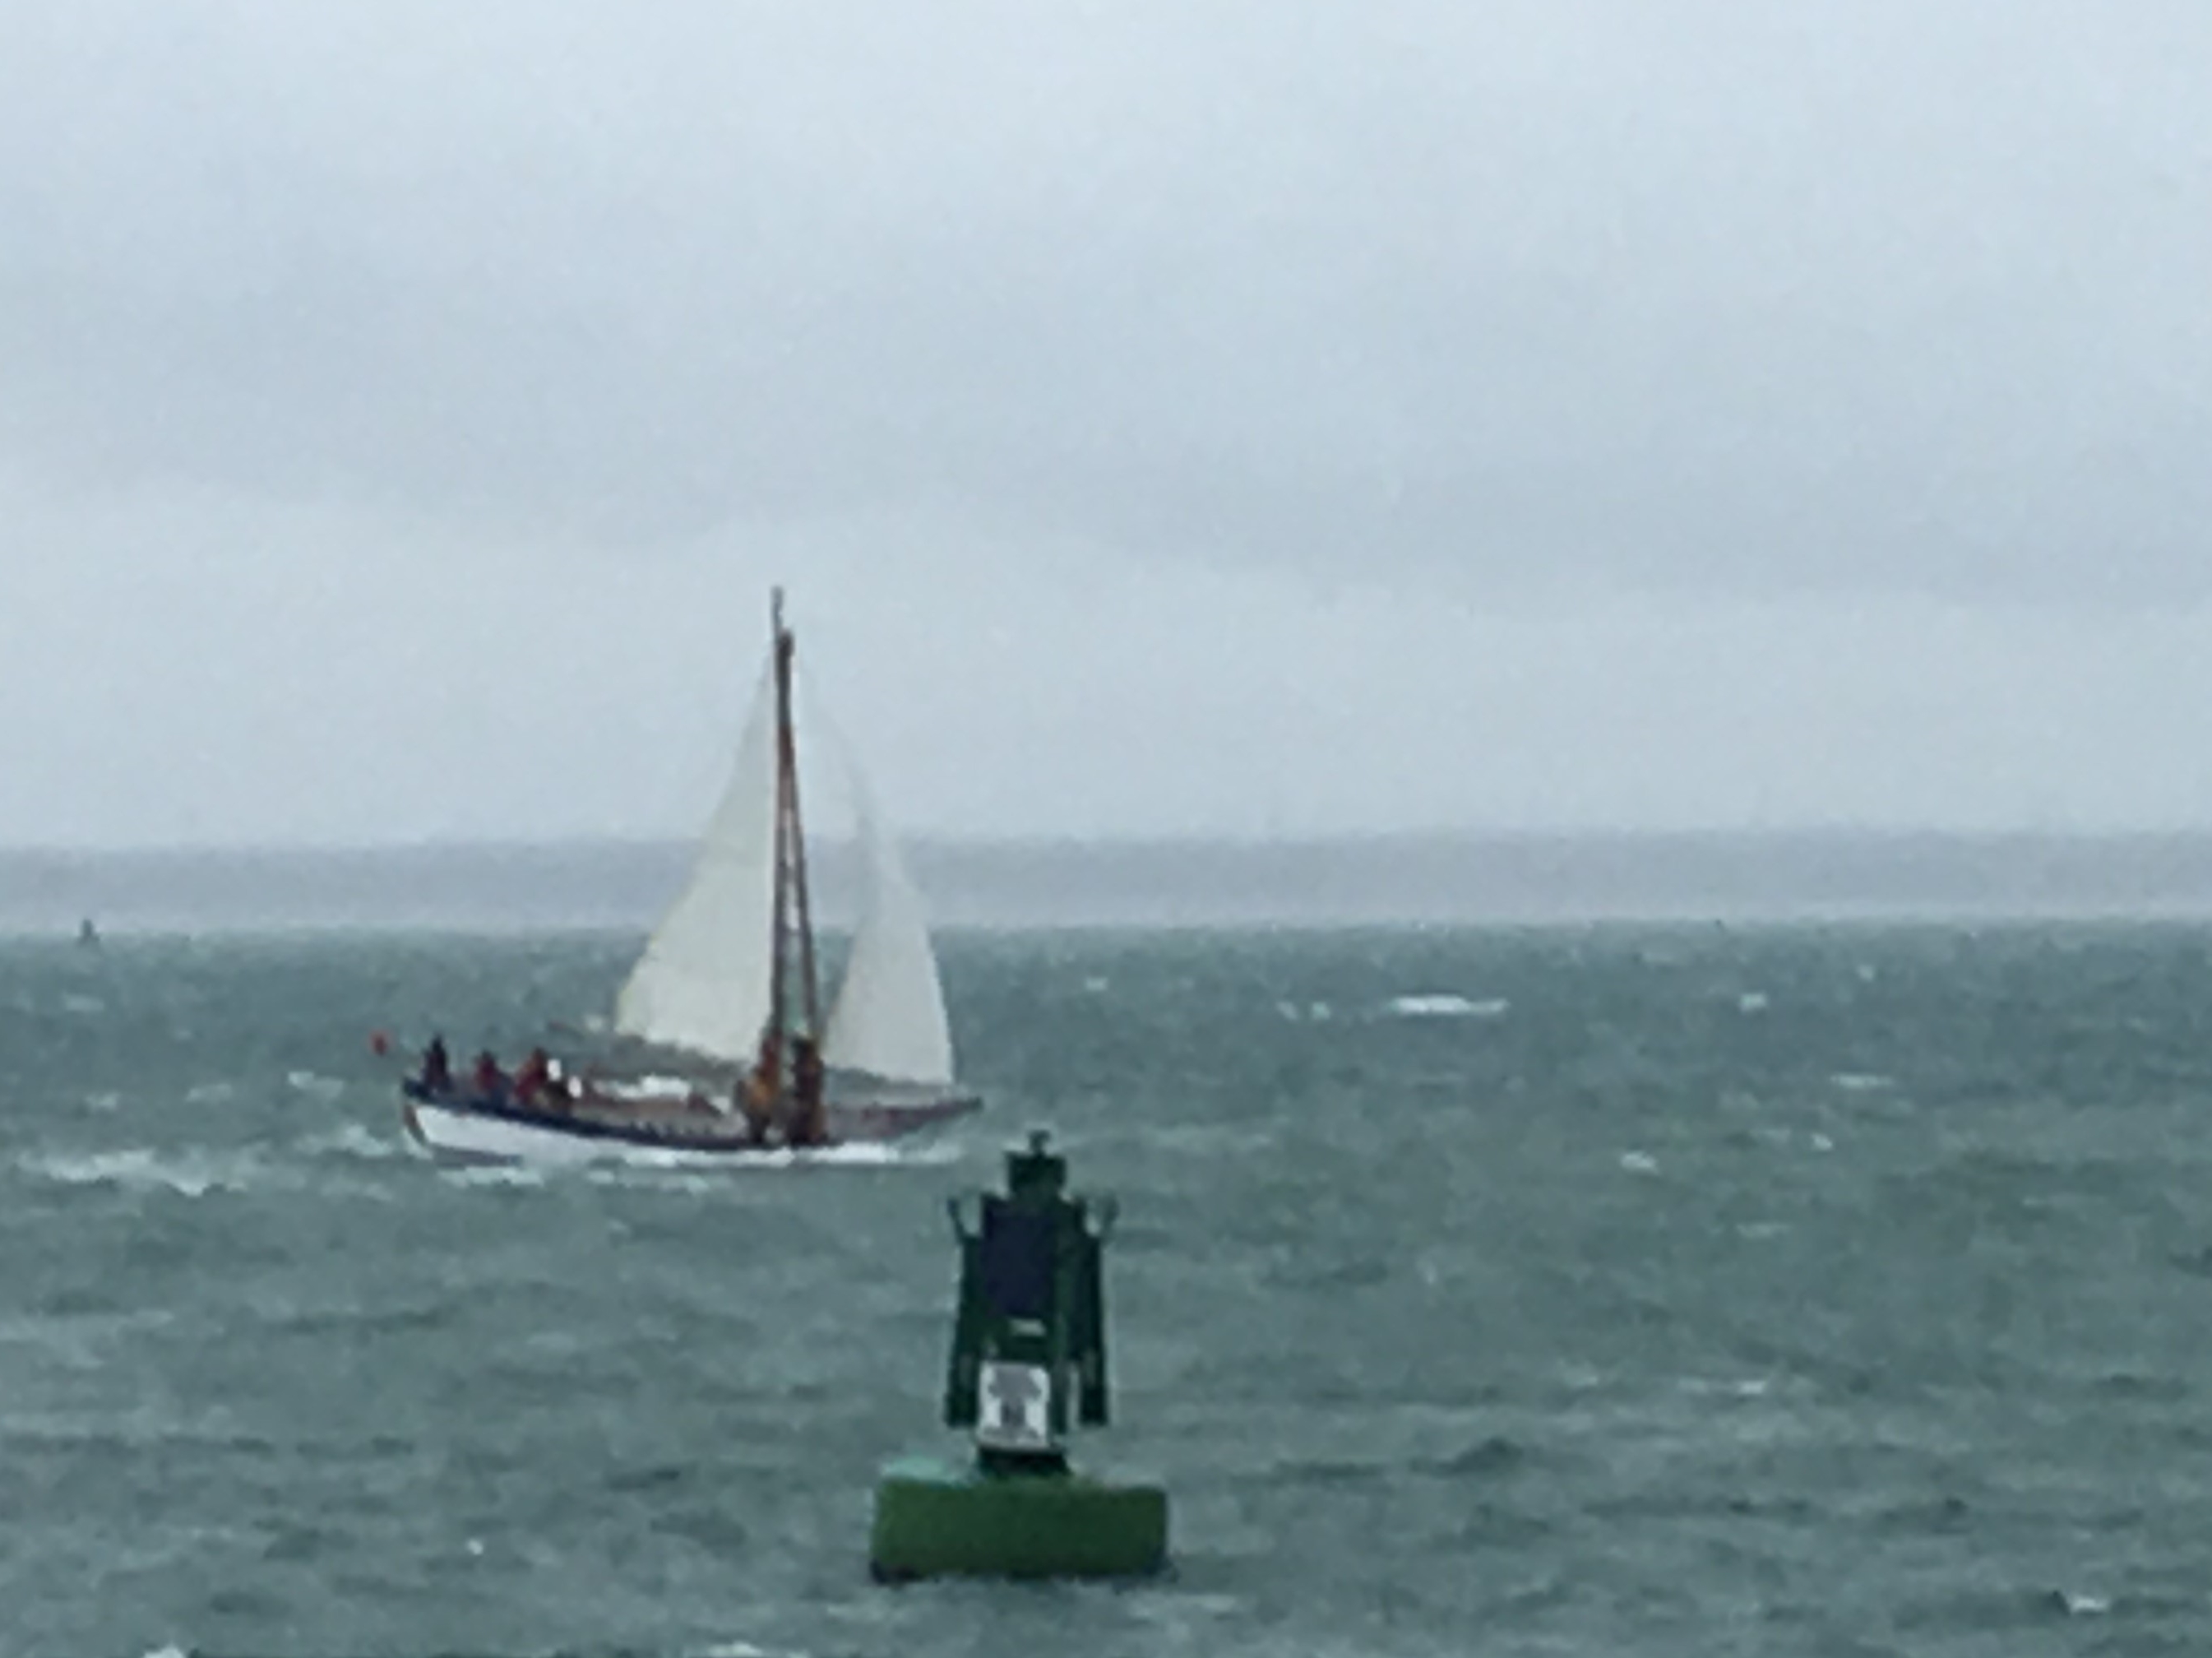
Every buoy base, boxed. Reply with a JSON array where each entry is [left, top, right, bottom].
[[869, 1455, 1169, 1582]]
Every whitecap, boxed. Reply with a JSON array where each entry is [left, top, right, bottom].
[[1386, 993, 1508, 1019], [1681, 1376, 1772, 1399], [286, 1070, 345, 1100], [300, 1122, 405, 1162], [1737, 992, 1769, 1012], [442, 1164, 548, 1189], [62, 993, 105, 1016], [1276, 1000, 1303, 1021], [20, 1146, 264, 1199], [1620, 1150, 1660, 1174], [1083, 975, 1109, 993], [1308, 1002, 1333, 1021], [183, 1081, 235, 1105], [1829, 1072, 1892, 1092]]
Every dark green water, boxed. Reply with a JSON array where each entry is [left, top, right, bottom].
[[5, 925, 2212, 1656]]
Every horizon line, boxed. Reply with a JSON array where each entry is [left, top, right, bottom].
[[9, 824, 2212, 859]]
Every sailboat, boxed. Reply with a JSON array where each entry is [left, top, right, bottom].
[[400, 590, 982, 1165]]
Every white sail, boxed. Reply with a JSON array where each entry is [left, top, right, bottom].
[[822, 776, 956, 1087], [794, 664, 956, 1085], [613, 655, 780, 1063]]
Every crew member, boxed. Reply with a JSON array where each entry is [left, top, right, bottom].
[[420, 1035, 451, 1093]]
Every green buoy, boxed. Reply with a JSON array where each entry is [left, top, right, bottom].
[[869, 1131, 1169, 1582]]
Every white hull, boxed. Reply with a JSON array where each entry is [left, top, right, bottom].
[[400, 1095, 890, 1170]]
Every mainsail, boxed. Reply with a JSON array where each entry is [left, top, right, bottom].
[[612, 600, 957, 1091], [613, 656, 780, 1064]]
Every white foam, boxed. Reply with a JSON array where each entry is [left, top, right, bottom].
[[1386, 993, 1508, 1019], [286, 1070, 345, 1101], [21, 1137, 398, 1200], [1681, 1376, 1773, 1399], [1829, 1072, 1892, 1092], [1620, 1150, 1660, 1174], [20, 1146, 262, 1199], [301, 1122, 405, 1162], [1737, 992, 1769, 1012], [442, 1164, 549, 1189]]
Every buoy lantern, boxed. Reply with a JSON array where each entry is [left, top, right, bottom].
[[869, 1131, 1169, 1581]]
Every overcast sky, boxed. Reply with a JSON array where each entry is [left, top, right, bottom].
[[3, 0, 2210, 849]]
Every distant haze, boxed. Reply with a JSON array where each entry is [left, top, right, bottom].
[[4, 3, 2211, 850], [16, 834, 2212, 935]]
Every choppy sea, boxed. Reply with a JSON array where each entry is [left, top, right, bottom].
[[4, 924, 2211, 1656]]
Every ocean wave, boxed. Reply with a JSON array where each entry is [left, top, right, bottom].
[[298, 1122, 406, 1162], [2048, 1588, 2112, 1618], [18, 1146, 266, 1198], [20, 1137, 399, 1200], [0, 1307, 174, 1367]]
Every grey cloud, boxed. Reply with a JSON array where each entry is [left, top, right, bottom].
[[2, 0, 2209, 598]]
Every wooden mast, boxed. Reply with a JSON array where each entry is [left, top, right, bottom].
[[779, 595, 822, 1038], [770, 588, 822, 1062], [766, 589, 793, 1089]]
